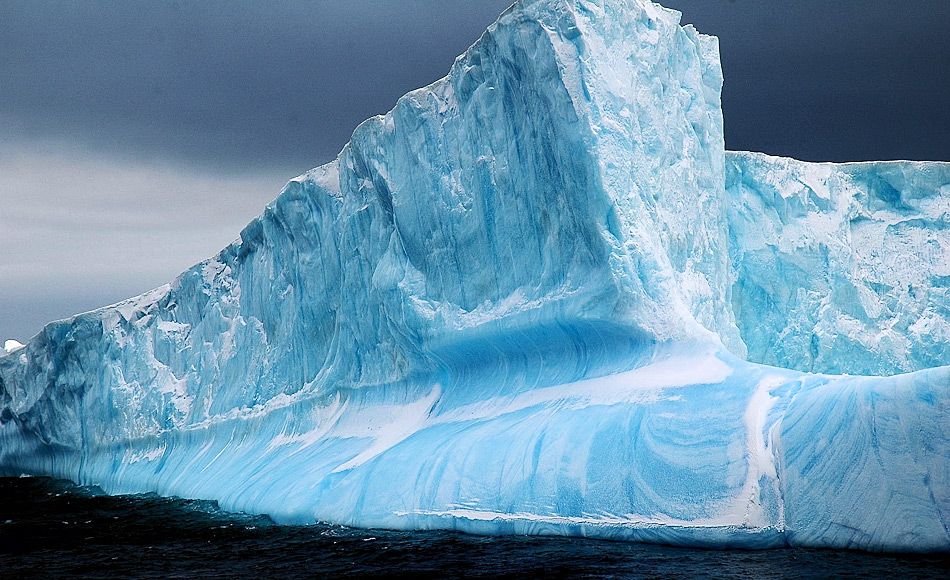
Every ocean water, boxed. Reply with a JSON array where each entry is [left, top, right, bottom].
[[1, 477, 946, 578]]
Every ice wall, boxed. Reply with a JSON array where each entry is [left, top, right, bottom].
[[727, 151, 950, 375]]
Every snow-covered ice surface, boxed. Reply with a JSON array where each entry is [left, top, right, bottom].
[[3, 340, 25, 354], [1, 0, 947, 552]]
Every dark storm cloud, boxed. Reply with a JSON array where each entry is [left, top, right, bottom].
[[2, 0, 947, 173], [665, 0, 950, 162], [0, 0, 514, 176]]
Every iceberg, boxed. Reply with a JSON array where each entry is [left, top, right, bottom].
[[1, 0, 947, 552]]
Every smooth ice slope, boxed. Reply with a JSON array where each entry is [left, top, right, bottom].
[[1, 0, 948, 553], [727, 152, 950, 376]]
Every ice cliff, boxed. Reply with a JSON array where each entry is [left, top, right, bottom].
[[1, 0, 947, 552], [728, 152, 950, 376]]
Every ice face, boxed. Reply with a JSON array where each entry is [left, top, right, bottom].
[[0, 0, 947, 553], [727, 151, 950, 376]]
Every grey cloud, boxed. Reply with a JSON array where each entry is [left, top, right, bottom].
[[665, 0, 950, 161], [2, 0, 947, 174], [0, 145, 286, 339], [0, 0, 514, 175]]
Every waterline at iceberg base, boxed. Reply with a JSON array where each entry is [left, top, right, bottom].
[[1, 0, 947, 553]]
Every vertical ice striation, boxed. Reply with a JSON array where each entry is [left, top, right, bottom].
[[1, 0, 947, 552]]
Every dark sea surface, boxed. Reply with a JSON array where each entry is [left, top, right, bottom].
[[1, 477, 946, 579]]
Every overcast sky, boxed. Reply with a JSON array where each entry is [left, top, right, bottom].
[[2, 0, 948, 341]]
